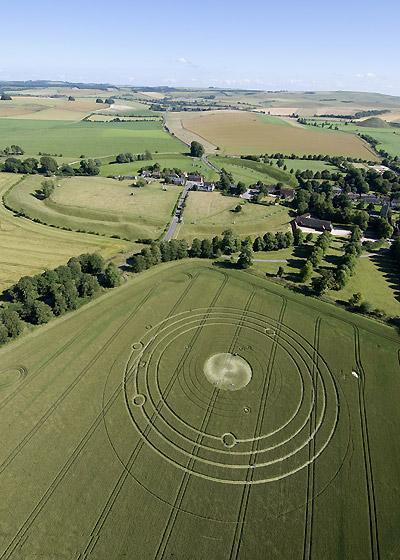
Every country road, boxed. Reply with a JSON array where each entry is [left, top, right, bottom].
[[163, 183, 191, 241]]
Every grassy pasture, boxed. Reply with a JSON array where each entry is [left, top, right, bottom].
[[100, 153, 218, 180], [176, 191, 291, 240], [210, 155, 297, 186], [333, 253, 400, 316], [0, 261, 398, 558], [4, 175, 181, 241], [281, 159, 340, 173], [0, 174, 130, 291], [179, 111, 379, 159], [0, 119, 184, 158], [252, 239, 400, 316]]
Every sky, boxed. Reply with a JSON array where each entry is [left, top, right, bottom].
[[0, 0, 399, 95]]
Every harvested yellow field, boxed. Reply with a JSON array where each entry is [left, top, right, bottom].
[[179, 110, 378, 159], [166, 112, 218, 153], [0, 96, 101, 120], [0, 174, 130, 291], [138, 91, 166, 99]]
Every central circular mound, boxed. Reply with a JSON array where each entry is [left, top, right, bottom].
[[203, 352, 252, 391]]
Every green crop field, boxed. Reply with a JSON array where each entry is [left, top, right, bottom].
[[0, 261, 398, 558], [0, 119, 184, 158], [4, 175, 182, 241], [210, 155, 297, 186], [281, 159, 340, 173], [0, 174, 131, 292], [175, 192, 292, 240]]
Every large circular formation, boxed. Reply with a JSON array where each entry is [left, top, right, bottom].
[[203, 352, 252, 391], [103, 305, 348, 503]]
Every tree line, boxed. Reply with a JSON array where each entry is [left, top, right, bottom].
[[0, 145, 24, 156], [2, 155, 101, 176], [115, 150, 152, 163], [0, 254, 122, 346], [130, 229, 254, 274]]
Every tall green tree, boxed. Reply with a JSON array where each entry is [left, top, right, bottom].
[[190, 141, 205, 158]]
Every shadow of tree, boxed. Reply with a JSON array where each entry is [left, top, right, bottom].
[[370, 253, 400, 302], [213, 260, 237, 270], [31, 190, 45, 200]]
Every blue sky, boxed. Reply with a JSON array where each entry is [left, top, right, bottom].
[[1, 0, 399, 94]]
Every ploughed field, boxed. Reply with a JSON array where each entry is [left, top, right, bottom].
[[177, 111, 379, 159], [0, 262, 398, 559]]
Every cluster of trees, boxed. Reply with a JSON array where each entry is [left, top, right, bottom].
[[0, 307, 24, 345], [299, 232, 333, 284], [130, 230, 255, 274], [218, 169, 247, 196], [252, 230, 297, 252], [190, 141, 205, 158], [115, 150, 152, 163], [0, 145, 24, 155], [38, 179, 55, 199], [2, 155, 101, 176], [303, 229, 363, 295], [293, 166, 399, 235], [0, 254, 122, 345]]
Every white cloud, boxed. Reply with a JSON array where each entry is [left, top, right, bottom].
[[355, 72, 376, 79]]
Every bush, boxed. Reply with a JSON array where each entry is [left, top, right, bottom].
[[0, 324, 8, 344], [359, 301, 373, 314]]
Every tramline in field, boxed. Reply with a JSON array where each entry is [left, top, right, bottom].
[[0, 263, 398, 559]]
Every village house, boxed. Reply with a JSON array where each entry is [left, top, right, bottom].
[[278, 186, 295, 201], [112, 175, 137, 181], [347, 192, 390, 205], [196, 181, 215, 192], [165, 174, 186, 186], [186, 174, 204, 188], [293, 213, 333, 232]]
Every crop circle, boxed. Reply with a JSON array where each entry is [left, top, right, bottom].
[[103, 303, 348, 513], [203, 353, 252, 391]]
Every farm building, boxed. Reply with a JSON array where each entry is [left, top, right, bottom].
[[197, 182, 215, 192], [279, 186, 295, 201], [294, 213, 333, 232], [241, 186, 261, 200], [347, 192, 390, 205], [187, 174, 204, 184], [165, 174, 186, 186]]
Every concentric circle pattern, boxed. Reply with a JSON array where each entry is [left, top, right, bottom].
[[0, 366, 27, 390], [105, 307, 344, 489]]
